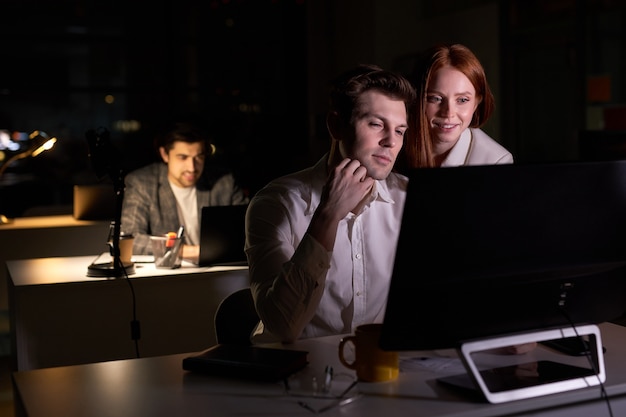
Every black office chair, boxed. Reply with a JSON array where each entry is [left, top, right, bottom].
[[214, 287, 259, 345]]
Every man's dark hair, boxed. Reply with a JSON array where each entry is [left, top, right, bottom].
[[328, 64, 417, 126], [154, 121, 213, 153]]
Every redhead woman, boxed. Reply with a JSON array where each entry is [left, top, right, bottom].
[[403, 43, 513, 169]]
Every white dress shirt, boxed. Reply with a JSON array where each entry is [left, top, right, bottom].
[[245, 154, 408, 342], [441, 128, 514, 167]]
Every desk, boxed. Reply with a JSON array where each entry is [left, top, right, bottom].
[[11, 322, 626, 417], [8, 255, 249, 371], [0, 215, 110, 312]]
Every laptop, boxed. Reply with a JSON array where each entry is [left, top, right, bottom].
[[196, 204, 248, 266], [73, 184, 116, 220]]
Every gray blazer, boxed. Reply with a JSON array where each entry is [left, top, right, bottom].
[[121, 162, 249, 254]]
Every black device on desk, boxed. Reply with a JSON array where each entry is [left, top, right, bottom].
[[182, 344, 308, 381], [195, 204, 248, 267], [380, 160, 626, 403], [73, 184, 116, 221]]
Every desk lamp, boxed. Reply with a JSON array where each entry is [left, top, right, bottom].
[[0, 131, 57, 225], [84, 127, 135, 277]]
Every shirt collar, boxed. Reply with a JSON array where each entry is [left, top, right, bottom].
[[441, 128, 472, 167]]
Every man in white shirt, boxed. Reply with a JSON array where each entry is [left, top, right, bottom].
[[121, 122, 248, 261], [245, 64, 416, 343]]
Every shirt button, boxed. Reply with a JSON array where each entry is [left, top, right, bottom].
[[355, 253, 362, 259], [356, 291, 362, 296]]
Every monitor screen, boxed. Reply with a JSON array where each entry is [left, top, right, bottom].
[[380, 160, 626, 351]]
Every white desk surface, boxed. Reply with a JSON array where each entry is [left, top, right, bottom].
[[12, 322, 626, 417], [8, 254, 247, 286], [0, 214, 106, 230], [8, 255, 250, 371], [0, 215, 111, 311]]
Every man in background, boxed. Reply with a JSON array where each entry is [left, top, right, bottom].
[[122, 121, 248, 262]]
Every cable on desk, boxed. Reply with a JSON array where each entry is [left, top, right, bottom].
[[559, 307, 612, 417], [113, 255, 141, 359]]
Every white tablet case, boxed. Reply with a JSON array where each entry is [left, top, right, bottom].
[[454, 324, 605, 404]]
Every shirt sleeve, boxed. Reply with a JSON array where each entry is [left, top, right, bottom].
[[245, 190, 331, 343], [121, 170, 155, 255]]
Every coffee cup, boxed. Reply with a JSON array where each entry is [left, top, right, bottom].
[[118, 233, 134, 264], [338, 323, 399, 382]]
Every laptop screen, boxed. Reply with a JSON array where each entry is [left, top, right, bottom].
[[73, 184, 115, 220], [197, 204, 248, 267]]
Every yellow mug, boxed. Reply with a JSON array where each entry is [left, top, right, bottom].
[[338, 323, 399, 382]]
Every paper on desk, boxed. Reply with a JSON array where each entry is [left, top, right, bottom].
[[400, 354, 466, 375], [131, 255, 155, 263]]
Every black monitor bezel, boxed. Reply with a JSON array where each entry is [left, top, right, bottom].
[[380, 160, 626, 351]]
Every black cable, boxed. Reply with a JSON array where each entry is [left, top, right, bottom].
[[559, 308, 612, 417], [113, 255, 141, 359], [86, 127, 141, 359]]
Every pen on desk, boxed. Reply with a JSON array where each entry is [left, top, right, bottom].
[[317, 393, 362, 414], [157, 232, 177, 267], [165, 232, 177, 248], [323, 365, 333, 393]]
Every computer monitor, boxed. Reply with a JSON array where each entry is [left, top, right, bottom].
[[380, 160, 626, 352]]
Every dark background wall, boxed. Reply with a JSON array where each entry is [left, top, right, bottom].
[[1, 0, 625, 217]]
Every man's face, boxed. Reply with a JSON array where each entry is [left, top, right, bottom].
[[339, 90, 408, 180], [159, 141, 205, 188]]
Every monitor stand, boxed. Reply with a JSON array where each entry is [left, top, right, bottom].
[[438, 324, 605, 404]]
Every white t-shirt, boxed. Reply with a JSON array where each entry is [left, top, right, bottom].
[[169, 182, 200, 245]]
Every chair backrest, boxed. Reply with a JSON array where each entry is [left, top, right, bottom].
[[214, 287, 259, 345]]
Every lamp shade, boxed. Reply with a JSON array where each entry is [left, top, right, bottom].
[[0, 130, 58, 224], [0, 130, 57, 178]]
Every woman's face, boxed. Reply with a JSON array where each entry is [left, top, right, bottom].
[[425, 66, 479, 149]]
